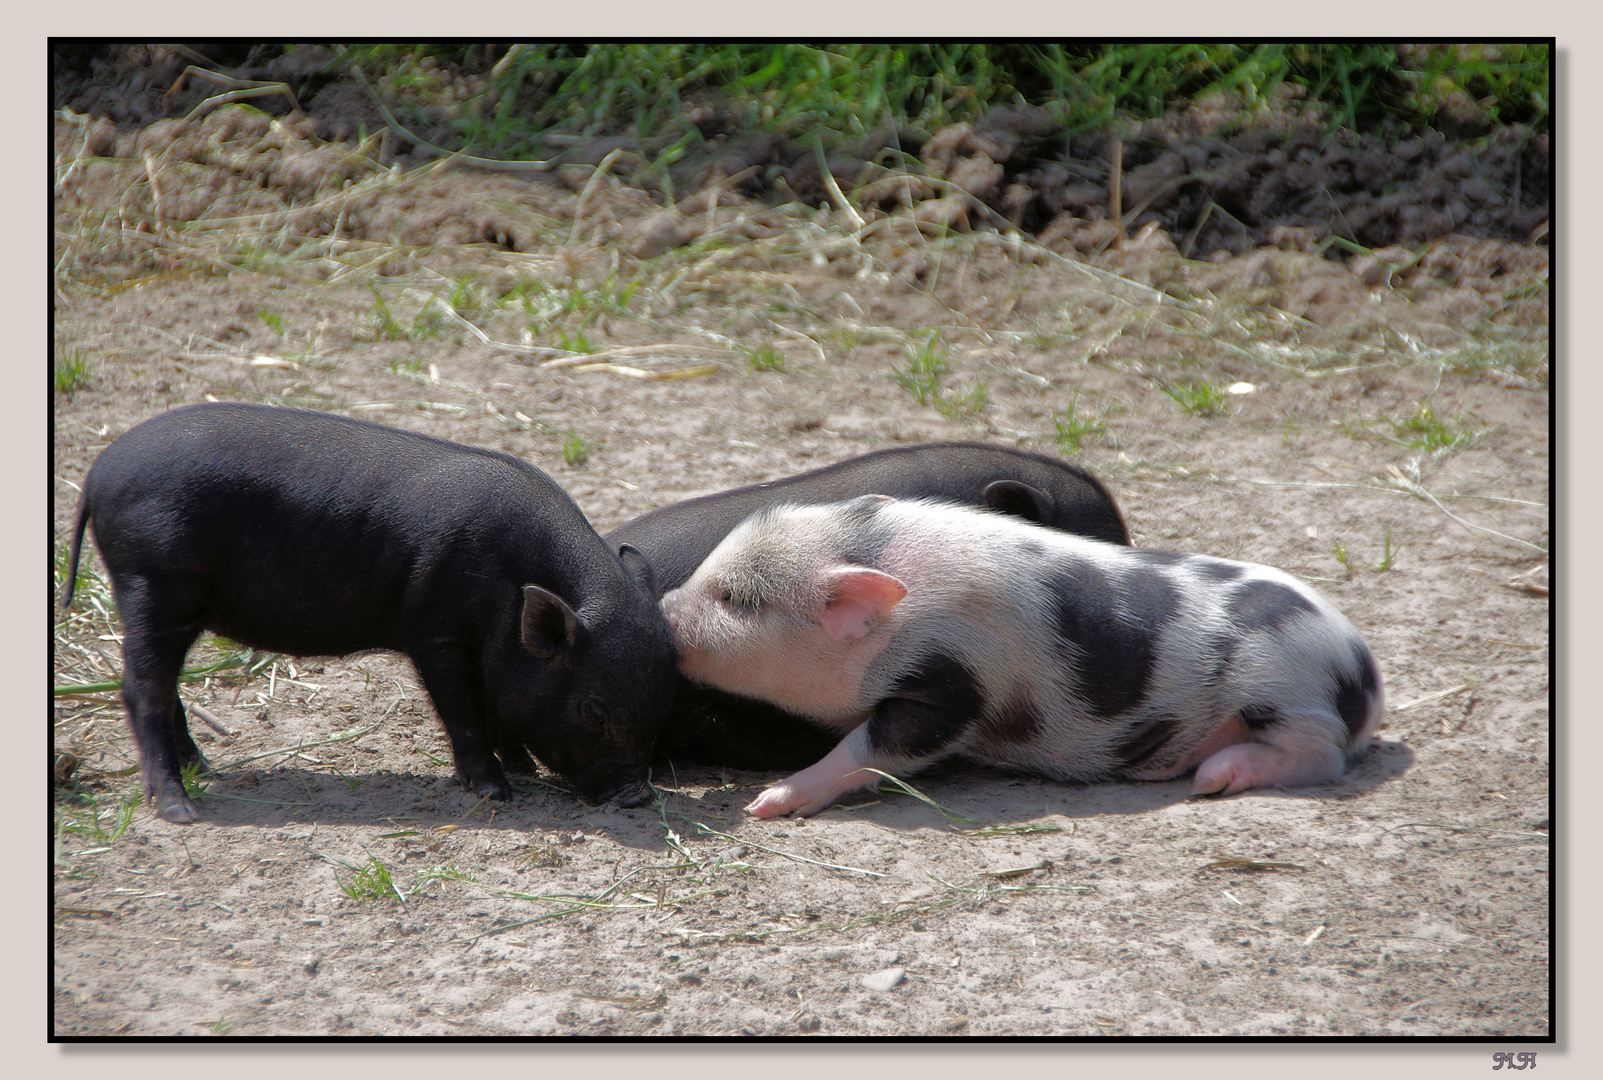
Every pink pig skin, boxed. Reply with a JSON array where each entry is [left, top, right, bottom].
[[740, 570, 907, 818], [665, 564, 908, 726], [745, 725, 879, 818], [665, 551, 937, 818], [664, 562, 911, 818], [818, 567, 907, 641]]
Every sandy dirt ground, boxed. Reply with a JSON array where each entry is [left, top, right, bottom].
[[50, 54, 1550, 1040]]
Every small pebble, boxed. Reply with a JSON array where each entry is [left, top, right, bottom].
[[862, 967, 906, 992]]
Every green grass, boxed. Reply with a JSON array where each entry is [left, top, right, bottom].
[[511, 275, 638, 353], [745, 343, 786, 373], [1440, 334, 1548, 387], [412, 745, 449, 768], [340, 856, 403, 902], [53, 539, 100, 612], [1371, 530, 1400, 573], [892, 332, 950, 406], [345, 44, 1023, 154], [367, 287, 455, 343], [1334, 531, 1401, 576], [1163, 380, 1230, 417], [328, 43, 1546, 167], [1338, 403, 1497, 454], [56, 791, 138, 848], [1332, 537, 1353, 579], [555, 329, 594, 354], [1050, 390, 1109, 454], [862, 769, 1064, 837], [55, 348, 91, 393], [1385, 403, 1492, 454], [562, 430, 594, 466], [369, 290, 416, 341], [936, 380, 989, 421], [512, 275, 637, 326], [446, 272, 486, 319], [180, 761, 210, 803]]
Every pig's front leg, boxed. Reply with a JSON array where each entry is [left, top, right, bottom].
[[409, 643, 512, 801], [746, 724, 878, 818], [746, 655, 979, 818]]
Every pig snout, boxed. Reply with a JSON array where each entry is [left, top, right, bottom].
[[567, 760, 653, 808], [659, 592, 688, 651], [548, 702, 663, 809], [597, 775, 654, 808], [659, 589, 716, 681]]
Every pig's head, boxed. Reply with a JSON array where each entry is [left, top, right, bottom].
[[501, 545, 678, 807], [660, 498, 908, 722]]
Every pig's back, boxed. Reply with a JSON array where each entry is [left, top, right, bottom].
[[608, 441, 1129, 590], [81, 403, 594, 654], [861, 500, 1376, 780]]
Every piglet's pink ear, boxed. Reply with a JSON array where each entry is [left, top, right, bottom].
[[816, 566, 907, 642]]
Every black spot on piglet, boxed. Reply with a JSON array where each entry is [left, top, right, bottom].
[[1130, 550, 1188, 568], [1190, 559, 1247, 582], [1053, 561, 1179, 718], [1237, 704, 1281, 732], [866, 653, 984, 759], [1333, 642, 1381, 740], [980, 694, 1043, 745], [1113, 715, 1181, 768], [1227, 579, 1316, 632]]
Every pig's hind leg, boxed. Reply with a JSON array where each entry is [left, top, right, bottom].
[[113, 576, 207, 824], [1190, 711, 1348, 797]]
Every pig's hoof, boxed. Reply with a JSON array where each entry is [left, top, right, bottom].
[[1191, 742, 1343, 796], [460, 773, 512, 801], [154, 792, 198, 824], [746, 786, 800, 818], [599, 778, 652, 809], [1190, 750, 1260, 797]]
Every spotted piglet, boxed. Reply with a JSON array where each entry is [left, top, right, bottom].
[[660, 495, 1383, 818]]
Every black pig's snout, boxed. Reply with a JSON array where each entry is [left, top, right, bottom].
[[596, 776, 653, 808]]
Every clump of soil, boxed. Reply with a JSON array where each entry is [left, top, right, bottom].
[[54, 45, 1548, 270]]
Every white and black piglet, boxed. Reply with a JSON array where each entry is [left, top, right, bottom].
[[660, 495, 1383, 818]]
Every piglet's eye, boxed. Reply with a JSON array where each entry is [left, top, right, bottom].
[[719, 587, 757, 611]]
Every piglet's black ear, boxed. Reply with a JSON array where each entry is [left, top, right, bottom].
[[617, 544, 662, 601], [982, 480, 1052, 524], [522, 585, 582, 660], [839, 493, 893, 525]]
